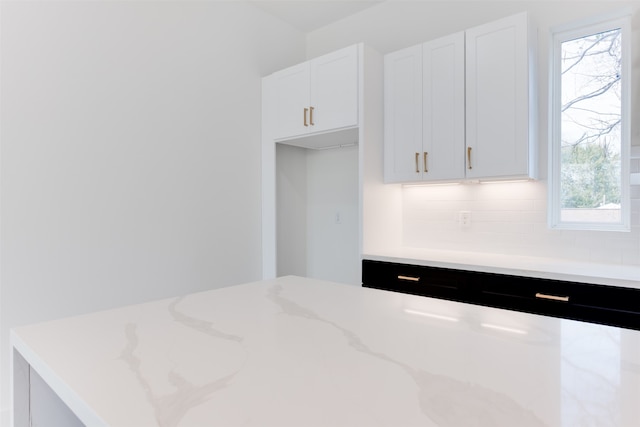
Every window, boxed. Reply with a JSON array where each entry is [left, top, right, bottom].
[[549, 12, 630, 231]]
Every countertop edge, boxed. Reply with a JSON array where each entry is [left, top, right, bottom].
[[10, 330, 109, 427]]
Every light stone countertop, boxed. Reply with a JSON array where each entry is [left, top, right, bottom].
[[364, 247, 640, 289], [11, 275, 640, 426]]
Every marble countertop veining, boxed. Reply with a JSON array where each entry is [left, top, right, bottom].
[[364, 247, 640, 289], [11, 276, 640, 426]]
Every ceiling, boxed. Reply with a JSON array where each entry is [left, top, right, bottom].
[[248, 1, 385, 33]]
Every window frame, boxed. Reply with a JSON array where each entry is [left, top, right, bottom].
[[548, 10, 631, 232]]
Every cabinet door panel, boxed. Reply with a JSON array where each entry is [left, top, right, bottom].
[[466, 12, 531, 179], [423, 32, 465, 181], [272, 62, 310, 140], [310, 45, 358, 134], [384, 45, 423, 183]]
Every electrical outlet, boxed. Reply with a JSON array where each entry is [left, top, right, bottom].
[[459, 211, 471, 228]]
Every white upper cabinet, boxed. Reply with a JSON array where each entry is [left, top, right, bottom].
[[465, 12, 536, 180], [423, 32, 466, 181], [271, 45, 359, 142], [384, 44, 423, 183], [272, 62, 310, 140], [384, 12, 536, 183], [384, 35, 465, 183], [311, 46, 359, 134]]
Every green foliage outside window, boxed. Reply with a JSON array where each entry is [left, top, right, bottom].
[[560, 141, 621, 209]]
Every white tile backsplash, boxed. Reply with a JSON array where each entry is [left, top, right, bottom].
[[403, 180, 640, 266]]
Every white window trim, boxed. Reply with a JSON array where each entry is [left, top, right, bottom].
[[548, 10, 631, 232]]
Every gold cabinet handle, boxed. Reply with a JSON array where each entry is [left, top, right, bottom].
[[467, 147, 472, 170], [535, 293, 569, 302], [415, 153, 420, 173], [423, 152, 428, 173], [304, 108, 309, 127], [309, 106, 314, 126], [398, 275, 420, 282]]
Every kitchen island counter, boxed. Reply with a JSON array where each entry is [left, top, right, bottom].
[[11, 275, 640, 426]]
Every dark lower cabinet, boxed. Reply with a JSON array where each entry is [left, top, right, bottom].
[[362, 259, 640, 330]]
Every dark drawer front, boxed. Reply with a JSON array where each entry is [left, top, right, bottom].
[[362, 260, 640, 330], [468, 272, 577, 319], [470, 272, 640, 329], [561, 282, 640, 329], [362, 260, 468, 303]]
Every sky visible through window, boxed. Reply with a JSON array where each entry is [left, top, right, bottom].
[[560, 28, 622, 223]]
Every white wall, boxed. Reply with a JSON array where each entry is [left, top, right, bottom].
[[307, 0, 640, 266], [276, 144, 360, 285], [276, 144, 308, 277], [0, 0, 306, 414], [306, 145, 360, 284]]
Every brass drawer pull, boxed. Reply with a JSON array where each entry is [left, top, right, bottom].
[[415, 153, 420, 173], [304, 108, 309, 126], [423, 152, 428, 173], [309, 106, 315, 125], [467, 147, 472, 169], [398, 275, 420, 282], [535, 293, 569, 302]]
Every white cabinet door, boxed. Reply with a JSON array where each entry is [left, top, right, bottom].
[[310, 45, 359, 134], [384, 44, 423, 183], [465, 12, 533, 180], [423, 32, 465, 181], [272, 62, 310, 140]]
